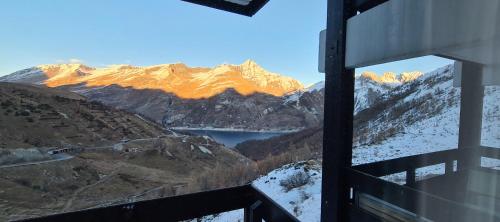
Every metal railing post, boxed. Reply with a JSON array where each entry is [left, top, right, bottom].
[[406, 168, 416, 186], [244, 200, 263, 222]]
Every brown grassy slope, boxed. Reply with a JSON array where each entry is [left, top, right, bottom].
[[0, 82, 165, 148], [0, 83, 256, 221], [235, 126, 323, 161], [0, 135, 253, 221]]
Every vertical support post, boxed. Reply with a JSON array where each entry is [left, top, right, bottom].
[[244, 201, 262, 222], [321, 0, 356, 222], [406, 168, 416, 186], [457, 62, 484, 171], [445, 159, 454, 174]]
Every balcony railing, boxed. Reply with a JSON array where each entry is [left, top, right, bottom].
[[18, 146, 500, 222], [20, 185, 299, 222], [348, 147, 500, 222]]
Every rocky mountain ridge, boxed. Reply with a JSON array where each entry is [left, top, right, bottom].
[[1, 62, 426, 130], [1, 60, 303, 99]]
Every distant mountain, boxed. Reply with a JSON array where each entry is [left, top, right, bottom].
[[1, 60, 303, 99], [1, 61, 313, 130], [283, 71, 424, 115], [1, 61, 425, 131], [360, 71, 423, 85]]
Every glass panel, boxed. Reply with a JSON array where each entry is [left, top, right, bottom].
[[353, 56, 458, 165], [481, 157, 500, 170], [349, 1, 500, 220], [415, 163, 445, 181], [380, 172, 406, 185]]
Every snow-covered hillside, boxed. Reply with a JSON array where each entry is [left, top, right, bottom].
[[354, 65, 499, 162], [306, 81, 325, 93], [284, 72, 424, 114], [192, 161, 322, 222], [354, 71, 423, 114], [0, 67, 47, 84], [283, 81, 324, 105], [354, 75, 393, 113]]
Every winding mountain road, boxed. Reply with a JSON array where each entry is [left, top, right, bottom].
[[0, 137, 163, 169], [0, 154, 74, 169]]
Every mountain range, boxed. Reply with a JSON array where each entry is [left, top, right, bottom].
[[1, 60, 303, 99], [1, 60, 424, 131], [236, 65, 500, 163]]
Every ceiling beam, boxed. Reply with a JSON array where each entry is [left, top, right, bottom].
[[182, 0, 269, 16]]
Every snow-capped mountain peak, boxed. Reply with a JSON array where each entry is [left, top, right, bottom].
[[284, 70, 424, 114], [359, 71, 423, 85], [0, 60, 304, 99], [305, 81, 325, 93]]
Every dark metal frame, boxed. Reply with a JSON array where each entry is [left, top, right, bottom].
[[321, 0, 390, 221], [321, 0, 356, 221], [322, 1, 499, 222], [20, 185, 299, 222], [181, 0, 269, 16], [351, 0, 388, 12]]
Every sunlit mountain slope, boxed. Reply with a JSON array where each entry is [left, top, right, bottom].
[[2, 60, 303, 99]]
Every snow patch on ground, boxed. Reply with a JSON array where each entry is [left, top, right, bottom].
[[58, 112, 69, 119], [253, 162, 322, 222], [0, 67, 45, 83], [193, 162, 321, 222], [198, 145, 213, 155]]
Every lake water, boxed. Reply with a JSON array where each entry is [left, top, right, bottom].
[[177, 129, 287, 148]]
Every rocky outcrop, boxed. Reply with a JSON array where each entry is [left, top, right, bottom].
[[79, 85, 323, 131]]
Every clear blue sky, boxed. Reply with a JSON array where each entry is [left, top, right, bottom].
[[0, 0, 452, 85]]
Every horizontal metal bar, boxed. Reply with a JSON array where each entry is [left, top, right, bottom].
[[182, 0, 249, 15], [480, 146, 500, 159], [19, 184, 299, 222], [351, 0, 388, 12], [251, 184, 300, 222], [347, 168, 500, 221], [20, 185, 256, 222], [181, 0, 268, 16], [357, 193, 427, 222], [246, 0, 269, 16], [347, 203, 383, 222], [353, 149, 458, 177]]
